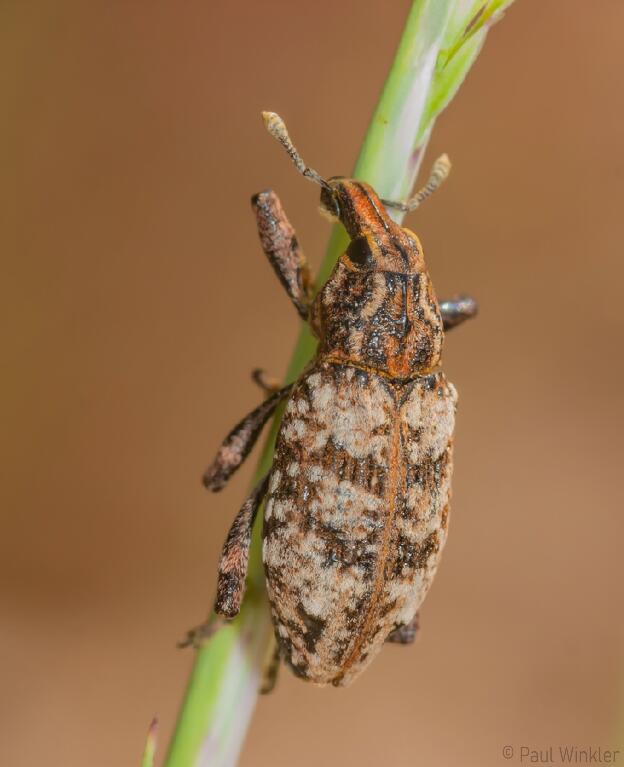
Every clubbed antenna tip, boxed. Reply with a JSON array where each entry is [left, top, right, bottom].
[[261, 111, 329, 190], [382, 153, 452, 213]]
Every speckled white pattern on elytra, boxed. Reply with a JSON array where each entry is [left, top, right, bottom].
[[263, 362, 456, 686]]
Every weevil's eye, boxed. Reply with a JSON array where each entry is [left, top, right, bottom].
[[346, 236, 375, 268]]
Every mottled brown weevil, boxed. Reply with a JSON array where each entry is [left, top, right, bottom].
[[183, 112, 477, 687]]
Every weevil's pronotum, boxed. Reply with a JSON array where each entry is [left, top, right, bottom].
[[184, 112, 477, 688]]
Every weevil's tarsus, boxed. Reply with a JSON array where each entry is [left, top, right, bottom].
[[215, 474, 270, 618], [386, 612, 420, 644], [178, 614, 227, 650], [203, 385, 293, 492], [252, 189, 313, 320], [262, 111, 330, 191], [440, 294, 479, 331], [382, 153, 452, 212], [259, 641, 281, 695], [251, 368, 283, 396]]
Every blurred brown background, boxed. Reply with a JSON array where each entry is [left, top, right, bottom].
[[2, 2, 623, 766]]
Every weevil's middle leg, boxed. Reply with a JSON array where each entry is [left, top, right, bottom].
[[251, 189, 313, 320], [386, 612, 420, 644], [440, 295, 478, 331], [203, 384, 292, 491]]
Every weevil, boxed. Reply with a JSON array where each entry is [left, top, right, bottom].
[[183, 112, 477, 688]]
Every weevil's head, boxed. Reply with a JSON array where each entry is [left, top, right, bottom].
[[319, 177, 427, 273], [262, 111, 444, 376], [312, 177, 445, 377]]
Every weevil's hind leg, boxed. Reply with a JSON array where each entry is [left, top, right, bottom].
[[214, 473, 270, 618], [251, 190, 313, 320], [260, 641, 282, 695], [203, 385, 292, 491], [179, 474, 271, 649], [178, 614, 227, 649], [440, 295, 478, 332], [386, 612, 420, 645]]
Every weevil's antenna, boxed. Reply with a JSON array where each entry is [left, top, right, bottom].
[[382, 154, 452, 213], [262, 111, 331, 191]]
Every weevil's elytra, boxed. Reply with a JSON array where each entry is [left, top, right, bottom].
[[264, 363, 456, 685], [185, 112, 478, 689]]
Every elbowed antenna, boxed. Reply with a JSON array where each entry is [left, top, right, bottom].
[[262, 111, 330, 191], [382, 153, 452, 212]]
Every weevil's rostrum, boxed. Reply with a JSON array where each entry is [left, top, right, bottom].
[[188, 112, 477, 688]]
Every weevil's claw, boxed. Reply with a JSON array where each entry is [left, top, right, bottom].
[[178, 616, 224, 649], [251, 368, 282, 396], [259, 641, 281, 694]]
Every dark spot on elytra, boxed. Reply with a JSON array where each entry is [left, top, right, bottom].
[[316, 525, 378, 577], [330, 634, 353, 665], [371, 422, 391, 437], [279, 633, 310, 679], [321, 548, 340, 569], [415, 531, 440, 567], [396, 493, 412, 520], [262, 512, 287, 540], [377, 598, 398, 619], [264, 563, 288, 596], [392, 530, 440, 576], [406, 461, 427, 490], [344, 595, 370, 630], [296, 602, 327, 652]]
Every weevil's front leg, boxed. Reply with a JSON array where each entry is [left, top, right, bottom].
[[251, 190, 313, 320], [203, 384, 292, 491], [179, 474, 271, 648], [214, 473, 270, 617], [440, 295, 478, 332], [386, 612, 420, 644]]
